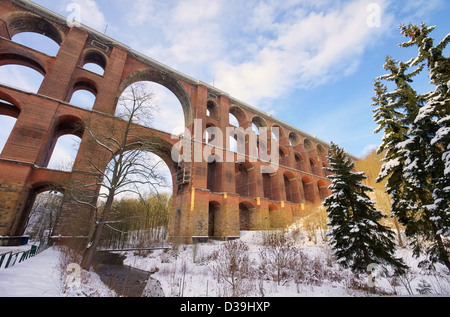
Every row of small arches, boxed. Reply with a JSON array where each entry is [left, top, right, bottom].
[[206, 99, 328, 155]]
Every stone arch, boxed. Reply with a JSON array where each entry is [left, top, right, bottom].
[[68, 80, 98, 110], [271, 124, 283, 142], [317, 144, 327, 157], [0, 52, 47, 76], [294, 153, 304, 171], [81, 48, 107, 76], [302, 176, 315, 203], [229, 105, 247, 127], [284, 171, 300, 203], [117, 68, 194, 128], [251, 116, 267, 135], [14, 181, 65, 238], [317, 180, 329, 200], [304, 138, 313, 151], [279, 146, 288, 166], [0, 92, 21, 116], [309, 157, 318, 175], [44, 115, 84, 170], [3, 11, 65, 45], [206, 99, 219, 120], [289, 132, 300, 147]]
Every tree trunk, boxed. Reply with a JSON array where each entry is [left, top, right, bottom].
[[80, 192, 115, 270]]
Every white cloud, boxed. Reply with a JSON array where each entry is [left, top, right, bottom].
[[126, 0, 156, 27], [213, 0, 390, 106]]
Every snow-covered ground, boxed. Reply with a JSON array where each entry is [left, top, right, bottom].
[[1, 230, 449, 297]]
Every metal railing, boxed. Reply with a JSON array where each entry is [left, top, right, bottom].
[[0, 243, 50, 269]]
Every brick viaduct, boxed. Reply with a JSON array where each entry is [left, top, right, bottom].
[[0, 0, 340, 244]]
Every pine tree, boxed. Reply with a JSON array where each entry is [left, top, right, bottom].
[[400, 24, 450, 242], [374, 24, 450, 271], [323, 143, 407, 275]]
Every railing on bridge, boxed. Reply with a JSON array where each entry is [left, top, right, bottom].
[[0, 243, 50, 269]]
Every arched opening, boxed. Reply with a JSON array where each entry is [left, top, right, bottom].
[[82, 49, 107, 76], [239, 202, 255, 231], [271, 126, 281, 142], [251, 116, 266, 137], [284, 172, 300, 203], [95, 140, 176, 248], [0, 97, 20, 155], [309, 158, 317, 175], [284, 175, 292, 202], [235, 162, 255, 197], [289, 132, 300, 147], [304, 138, 313, 151], [317, 144, 327, 157], [47, 135, 81, 171], [0, 115, 16, 154], [69, 82, 97, 110], [24, 189, 64, 244], [317, 180, 329, 200], [208, 201, 221, 238], [229, 106, 247, 128], [45, 116, 84, 171], [0, 64, 45, 93], [207, 158, 221, 193], [116, 81, 185, 135], [5, 12, 64, 48], [117, 69, 193, 130], [229, 112, 239, 127], [294, 153, 304, 171], [206, 100, 219, 119], [11, 32, 60, 57], [263, 173, 273, 200], [302, 177, 315, 203], [279, 147, 288, 166]]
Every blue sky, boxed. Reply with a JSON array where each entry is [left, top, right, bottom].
[[1, 0, 450, 166]]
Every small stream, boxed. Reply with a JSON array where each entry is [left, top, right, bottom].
[[92, 252, 164, 297]]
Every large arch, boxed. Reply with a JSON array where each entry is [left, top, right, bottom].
[[0, 52, 47, 76], [2, 11, 65, 46], [117, 68, 194, 128]]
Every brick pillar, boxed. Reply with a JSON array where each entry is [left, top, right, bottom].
[[93, 46, 128, 114], [38, 28, 87, 100], [0, 161, 32, 236]]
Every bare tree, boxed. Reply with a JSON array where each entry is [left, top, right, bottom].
[[74, 82, 168, 270]]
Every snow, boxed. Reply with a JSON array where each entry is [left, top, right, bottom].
[[1, 230, 449, 297]]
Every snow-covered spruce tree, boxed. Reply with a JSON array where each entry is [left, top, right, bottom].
[[323, 143, 407, 276], [399, 24, 450, 251], [372, 79, 410, 222], [374, 24, 450, 271]]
